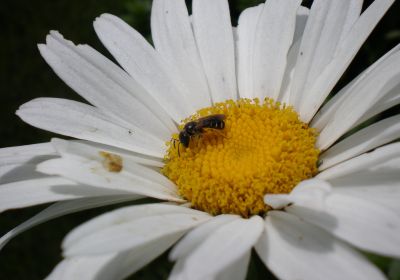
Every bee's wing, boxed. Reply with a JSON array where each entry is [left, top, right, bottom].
[[197, 114, 225, 122], [197, 114, 226, 129]]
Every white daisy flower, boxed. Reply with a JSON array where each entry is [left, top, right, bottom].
[[1, 0, 400, 279]]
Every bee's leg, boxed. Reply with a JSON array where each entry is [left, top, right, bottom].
[[173, 139, 176, 148], [178, 142, 181, 157], [214, 130, 229, 139], [197, 134, 203, 148]]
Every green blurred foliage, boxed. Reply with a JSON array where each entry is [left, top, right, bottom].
[[0, 0, 399, 279], [389, 259, 400, 280]]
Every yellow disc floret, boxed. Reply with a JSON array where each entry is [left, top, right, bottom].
[[162, 98, 319, 217]]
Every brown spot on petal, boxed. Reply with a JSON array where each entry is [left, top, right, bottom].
[[99, 151, 123, 173]]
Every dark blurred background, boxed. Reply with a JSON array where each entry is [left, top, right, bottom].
[[0, 0, 399, 279]]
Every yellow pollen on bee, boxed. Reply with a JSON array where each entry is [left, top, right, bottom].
[[162, 98, 319, 218]]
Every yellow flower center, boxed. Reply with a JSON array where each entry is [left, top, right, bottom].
[[162, 98, 319, 217]]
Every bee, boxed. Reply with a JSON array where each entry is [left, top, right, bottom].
[[173, 114, 226, 154]]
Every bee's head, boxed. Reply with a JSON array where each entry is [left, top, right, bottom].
[[179, 131, 190, 148], [183, 121, 197, 135]]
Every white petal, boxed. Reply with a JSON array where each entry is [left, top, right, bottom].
[[0, 163, 45, 184], [0, 143, 57, 184], [39, 32, 175, 139], [93, 234, 180, 280], [192, 0, 237, 102], [168, 259, 186, 280], [317, 50, 400, 150], [290, 178, 331, 196], [278, 7, 310, 103], [170, 214, 240, 260], [337, 0, 363, 43], [0, 177, 126, 213], [63, 205, 210, 256], [73, 45, 176, 135], [255, 211, 385, 280], [320, 115, 400, 170], [263, 193, 292, 210], [236, 4, 264, 99], [252, 0, 301, 100], [176, 216, 264, 279], [310, 76, 359, 131], [216, 251, 250, 280], [264, 178, 331, 209], [151, 0, 211, 109], [74, 45, 176, 135], [49, 138, 168, 186], [326, 157, 400, 212], [94, 14, 193, 122], [168, 251, 251, 280], [0, 195, 139, 251], [334, 185, 400, 213], [37, 156, 182, 202], [0, 142, 56, 166], [318, 142, 400, 180], [356, 81, 400, 126], [170, 249, 251, 280], [51, 138, 163, 168], [287, 193, 400, 258], [46, 255, 114, 280], [16, 98, 165, 158], [50, 234, 181, 280], [299, 0, 395, 122], [0, 143, 56, 184], [311, 43, 400, 131], [290, 0, 360, 112], [63, 204, 208, 250], [292, 6, 310, 43]]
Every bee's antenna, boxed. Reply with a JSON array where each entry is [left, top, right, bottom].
[[170, 138, 181, 157]]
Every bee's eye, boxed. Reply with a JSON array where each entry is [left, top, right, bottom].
[[179, 133, 189, 147], [185, 122, 196, 131]]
